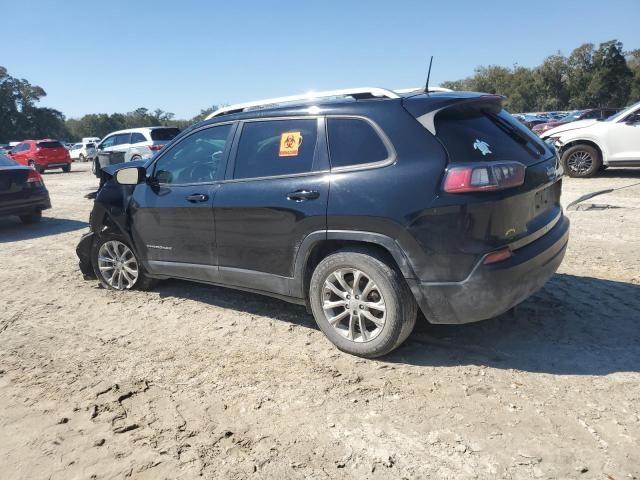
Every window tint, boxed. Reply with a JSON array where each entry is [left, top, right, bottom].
[[130, 132, 146, 144], [114, 133, 131, 145], [234, 119, 318, 179], [36, 141, 63, 148], [0, 154, 16, 166], [154, 124, 232, 184], [15, 143, 28, 152], [99, 136, 117, 149], [327, 118, 389, 168], [434, 102, 547, 165], [150, 128, 180, 141]]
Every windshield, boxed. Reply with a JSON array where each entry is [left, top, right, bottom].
[[606, 101, 640, 122]]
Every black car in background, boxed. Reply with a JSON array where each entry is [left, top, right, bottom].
[[77, 87, 569, 358], [0, 154, 51, 223]]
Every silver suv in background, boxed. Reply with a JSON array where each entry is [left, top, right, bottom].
[[92, 127, 180, 173]]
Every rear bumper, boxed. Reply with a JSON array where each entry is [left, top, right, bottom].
[[410, 215, 570, 324], [0, 193, 51, 217]]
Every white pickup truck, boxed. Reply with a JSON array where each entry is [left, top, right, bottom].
[[541, 101, 640, 177]]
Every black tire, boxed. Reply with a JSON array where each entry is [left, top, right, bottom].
[[130, 155, 142, 162], [91, 158, 99, 175], [62, 164, 71, 173], [19, 210, 42, 224], [27, 160, 35, 168], [91, 231, 157, 291], [561, 144, 602, 178], [36, 166, 45, 174], [309, 248, 417, 358], [79, 154, 85, 162]]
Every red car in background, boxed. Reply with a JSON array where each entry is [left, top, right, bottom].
[[8, 139, 72, 173], [532, 108, 619, 135]]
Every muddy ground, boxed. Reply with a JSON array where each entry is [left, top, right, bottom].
[[1, 162, 639, 479]]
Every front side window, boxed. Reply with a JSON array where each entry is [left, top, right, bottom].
[[114, 133, 131, 145], [99, 136, 117, 149], [233, 119, 318, 179], [154, 124, 232, 184], [327, 118, 389, 168]]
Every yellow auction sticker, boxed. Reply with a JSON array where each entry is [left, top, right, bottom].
[[279, 132, 302, 157]]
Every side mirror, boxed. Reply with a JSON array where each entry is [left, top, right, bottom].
[[114, 166, 145, 185]]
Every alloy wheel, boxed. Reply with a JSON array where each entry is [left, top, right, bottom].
[[566, 150, 593, 175], [97, 240, 139, 289], [322, 268, 386, 342]]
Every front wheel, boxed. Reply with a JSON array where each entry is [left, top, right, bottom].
[[79, 154, 86, 162], [561, 144, 601, 178], [91, 232, 156, 291], [309, 248, 417, 358]]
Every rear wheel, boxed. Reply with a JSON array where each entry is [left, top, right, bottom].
[[130, 155, 142, 162], [27, 160, 35, 168], [309, 248, 417, 358], [62, 164, 71, 173], [19, 210, 42, 224], [561, 144, 601, 178], [79, 153, 86, 162], [91, 232, 157, 291]]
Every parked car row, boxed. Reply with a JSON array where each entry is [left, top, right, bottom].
[[514, 108, 621, 134]]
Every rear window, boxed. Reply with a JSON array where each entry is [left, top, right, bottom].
[[434, 102, 547, 165], [36, 141, 63, 149], [150, 128, 180, 141], [327, 118, 390, 168], [0, 154, 17, 166]]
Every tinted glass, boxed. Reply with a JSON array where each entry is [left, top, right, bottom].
[[234, 119, 318, 179], [0, 154, 17, 166], [327, 118, 388, 168], [36, 141, 63, 148], [100, 136, 117, 148], [434, 102, 547, 165], [154, 124, 232, 184], [581, 110, 599, 119], [130, 132, 146, 144], [150, 128, 180, 141], [114, 133, 131, 145]]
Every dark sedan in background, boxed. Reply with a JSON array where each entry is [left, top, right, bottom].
[[0, 154, 51, 224]]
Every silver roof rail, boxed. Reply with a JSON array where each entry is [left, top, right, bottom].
[[205, 87, 400, 119], [394, 86, 453, 94]]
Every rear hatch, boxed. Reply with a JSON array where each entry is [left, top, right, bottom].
[[36, 141, 69, 164], [406, 95, 562, 250], [0, 157, 31, 200]]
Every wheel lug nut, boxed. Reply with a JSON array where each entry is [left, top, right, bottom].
[[359, 305, 364, 309], [355, 295, 359, 299], [346, 295, 350, 299]]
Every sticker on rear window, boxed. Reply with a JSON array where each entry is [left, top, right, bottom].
[[279, 132, 302, 157]]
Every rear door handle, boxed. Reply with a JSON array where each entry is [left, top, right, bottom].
[[286, 189, 320, 202], [186, 193, 209, 203]]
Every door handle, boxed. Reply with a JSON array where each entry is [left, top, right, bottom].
[[286, 190, 320, 202], [186, 193, 209, 203]]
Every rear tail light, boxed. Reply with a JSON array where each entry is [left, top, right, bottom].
[[443, 161, 526, 193], [26, 169, 44, 186], [483, 247, 512, 265], [149, 144, 163, 151]]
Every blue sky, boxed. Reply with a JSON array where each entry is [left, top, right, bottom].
[[1, 0, 638, 119]]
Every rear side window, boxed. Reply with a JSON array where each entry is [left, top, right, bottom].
[[130, 132, 146, 144], [234, 119, 318, 179], [150, 128, 180, 141], [36, 141, 63, 149], [327, 118, 389, 168], [434, 103, 547, 165], [114, 133, 131, 145]]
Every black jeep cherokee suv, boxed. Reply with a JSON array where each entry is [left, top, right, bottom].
[[77, 88, 569, 358]]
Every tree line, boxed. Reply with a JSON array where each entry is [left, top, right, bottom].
[[1, 39, 639, 144], [441, 40, 640, 113]]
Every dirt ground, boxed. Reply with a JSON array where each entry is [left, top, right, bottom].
[[1, 162, 639, 480]]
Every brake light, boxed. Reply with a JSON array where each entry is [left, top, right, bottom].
[[484, 247, 512, 265], [443, 162, 526, 193], [149, 144, 163, 151], [26, 169, 44, 185]]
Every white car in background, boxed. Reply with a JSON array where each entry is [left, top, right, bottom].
[[92, 126, 180, 173], [541, 101, 640, 177], [69, 142, 96, 162]]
